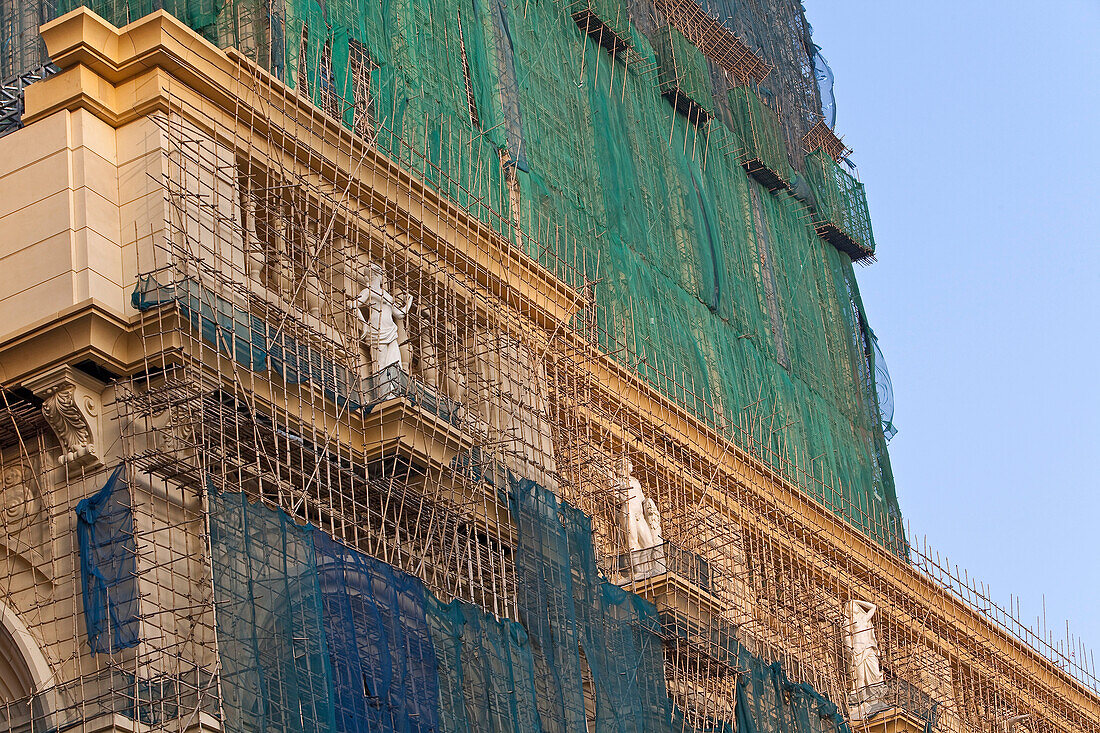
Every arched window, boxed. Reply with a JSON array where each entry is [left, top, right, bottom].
[[0, 621, 36, 729]]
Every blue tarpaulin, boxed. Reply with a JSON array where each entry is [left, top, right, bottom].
[[77, 465, 140, 654]]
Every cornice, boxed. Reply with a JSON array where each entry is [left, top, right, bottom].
[[27, 8, 582, 335]]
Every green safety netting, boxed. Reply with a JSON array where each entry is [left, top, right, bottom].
[[52, 0, 221, 40], [803, 149, 876, 257], [208, 485, 669, 732], [725, 85, 790, 188], [508, 476, 674, 732], [653, 24, 714, 116], [46, 0, 900, 542], [735, 654, 853, 733], [697, 0, 825, 152], [572, 0, 634, 47]]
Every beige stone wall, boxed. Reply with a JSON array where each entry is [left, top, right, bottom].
[[0, 387, 132, 727], [1, 110, 119, 336], [0, 107, 175, 347], [0, 96, 211, 730]]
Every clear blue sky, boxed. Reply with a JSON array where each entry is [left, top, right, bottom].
[[804, 0, 1100, 668]]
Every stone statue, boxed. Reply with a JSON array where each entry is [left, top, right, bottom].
[[614, 458, 664, 579], [441, 321, 467, 406], [642, 494, 666, 576], [241, 185, 266, 281], [643, 496, 663, 548], [615, 458, 655, 553], [349, 264, 412, 373], [393, 286, 411, 368], [845, 599, 884, 692]]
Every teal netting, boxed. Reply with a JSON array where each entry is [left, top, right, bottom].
[[509, 477, 673, 732], [210, 488, 552, 732], [208, 486, 675, 732], [208, 485, 855, 732], [209, 489, 334, 732], [735, 653, 852, 733]]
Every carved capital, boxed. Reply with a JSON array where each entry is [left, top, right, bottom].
[[23, 366, 106, 474]]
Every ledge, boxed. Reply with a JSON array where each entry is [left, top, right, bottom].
[[363, 395, 475, 469], [0, 300, 139, 384], [551, 326, 1100, 726], [852, 707, 927, 733]]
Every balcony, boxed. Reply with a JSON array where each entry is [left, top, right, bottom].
[[131, 275, 476, 473], [804, 149, 876, 261], [570, 0, 633, 55], [614, 541, 712, 589], [851, 678, 936, 731], [360, 365, 475, 470], [653, 25, 714, 124], [727, 85, 789, 191], [614, 542, 736, 663]]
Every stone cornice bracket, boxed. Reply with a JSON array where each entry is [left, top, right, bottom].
[[22, 366, 106, 475]]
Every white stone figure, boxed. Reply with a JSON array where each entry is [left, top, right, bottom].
[[642, 495, 666, 575], [643, 496, 663, 546], [349, 264, 412, 373], [268, 214, 296, 295], [393, 286, 411, 368], [614, 458, 663, 579], [845, 599, 884, 692], [299, 263, 323, 319], [616, 458, 655, 552], [241, 184, 266, 281]]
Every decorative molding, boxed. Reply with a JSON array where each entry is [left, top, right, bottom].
[[22, 366, 105, 474], [152, 403, 197, 455], [0, 598, 55, 694], [0, 463, 42, 533]]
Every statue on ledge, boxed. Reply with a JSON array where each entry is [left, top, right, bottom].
[[845, 598, 883, 691], [643, 496, 663, 549], [613, 457, 665, 580], [845, 598, 888, 719], [350, 264, 412, 373]]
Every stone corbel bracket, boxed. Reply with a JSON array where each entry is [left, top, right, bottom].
[[22, 366, 106, 475]]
